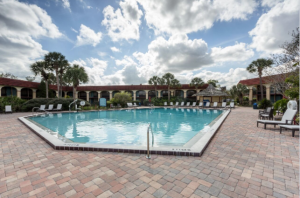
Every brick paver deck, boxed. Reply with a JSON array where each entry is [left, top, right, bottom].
[[0, 107, 299, 198]]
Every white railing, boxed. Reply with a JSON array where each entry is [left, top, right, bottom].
[[69, 99, 77, 111], [146, 123, 154, 159]]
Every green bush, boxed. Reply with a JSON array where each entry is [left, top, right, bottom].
[[0, 96, 26, 112], [273, 99, 289, 115], [109, 92, 132, 107], [22, 98, 54, 111], [46, 98, 90, 111], [258, 99, 273, 109]]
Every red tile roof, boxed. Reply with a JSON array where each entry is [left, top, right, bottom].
[[0, 78, 208, 91], [238, 74, 286, 86]]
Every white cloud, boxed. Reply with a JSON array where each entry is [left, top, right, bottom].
[[211, 43, 254, 62], [110, 47, 120, 52], [75, 24, 102, 47], [61, 0, 71, 12], [71, 28, 78, 33], [98, 52, 106, 57], [70, 58, 108, 84], [0, 0, 62, 78], [137, 0, 257, 35], [101, 0, 143, 41], [249, 0, 299, 54], [261, 0, 284, 7]]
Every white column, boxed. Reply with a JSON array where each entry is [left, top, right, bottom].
[[64, 91, 68, 98], [32, 89, 37, 99], [76, 91, 78, 99], [183, 90, 187, 98], [0, 86, 3, 97], [16, 87, 22, 98], [86, 91, 90, 102], [158, 90, 161, 98], [132, 90, 137, 101], [145, 90, 149, 100], [97, 91, 101, 100], [248, 86, 253, 105], [109, 91, 113, 100], [196, 89, 200, 101], [265, 84, 271, 100], [56, 91, 59, 98]]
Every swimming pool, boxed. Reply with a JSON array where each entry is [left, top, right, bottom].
[[20, 108, 230, 156], [29, 108, 223, 146]]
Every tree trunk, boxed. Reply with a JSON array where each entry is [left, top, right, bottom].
[[73, 86, 76, 99], [45, 80, 49, 99], [55, 68, 60, 98], [168, 85, 170, 102], [259, 73, 263, 100]]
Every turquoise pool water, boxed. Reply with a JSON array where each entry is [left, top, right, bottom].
[[29, 108, 223, 146]]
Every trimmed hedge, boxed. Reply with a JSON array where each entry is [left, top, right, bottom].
[[46, 98, 90, 111], [22, 98, 91, 111], [22, 98, 54, 111]]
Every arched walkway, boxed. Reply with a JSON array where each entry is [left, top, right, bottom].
[[67, 91, 73, 98], [161, 90, 168, 98], [136, 90, 146, 102], [187, 90, 196, 102], [175, 90, 183, 98], [148, 90, 157, 99], [89, 91, 98, 105], [78, 91, 87, 100], [21, 88, 33, 100], [112, 91, 120, 97], [1, 86, 17, 97], [101, 91, 109, 101]]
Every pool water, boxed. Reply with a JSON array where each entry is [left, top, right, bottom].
[[29, 108, 223, 147]]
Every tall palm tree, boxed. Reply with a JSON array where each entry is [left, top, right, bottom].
[[190, 77, 204, 90], [44, 52, 68, 98], [230, 84, 248, 104], [30, 61, 52, 98], [64, 64, 89, 99], [247, 58, 273, 100], [58, 60, 70, 97], [161, 73, 181, 102], [148, 76, 161, 98]]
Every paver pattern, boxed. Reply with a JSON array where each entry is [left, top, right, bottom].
[[0, 107, 299, 198]]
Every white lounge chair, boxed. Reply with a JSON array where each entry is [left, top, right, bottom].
[[45, 104, 53, 111], [53, 104, 62, 111], [127, 103, 133, 108], [186, 102, 190, 107], [221, 102, 226, 108], [191, 102, 196, 107], [37, 105, 46, 112], [133, 103, 138, 107], [198, 102, 203, 108], [279, 125, 299, 137], [180, 102, 184, 106], [5, 105, 12, 113], [230, 102, 235, 109], [257, 109, 297, 129], [212, 102, 218, 108], [164, 102, 168, 106], [204, 102, 210, 108], [174, 102, 179, 106], [170, 102, 174, 106]]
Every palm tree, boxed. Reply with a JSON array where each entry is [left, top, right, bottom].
[[44, 52, 68, 98], [230, 84, 248, 105], [64, 64, 89, 99], [58, 60, 70, 97], [30, 61, 52, 98], [207, 79, 219, 87], [246, 58, 273, 100], [148, 76, 161, 98], [190, 77, 204, 90], [161, 73, 181, 102]]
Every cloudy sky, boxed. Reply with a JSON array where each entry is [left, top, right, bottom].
[[0, 0, 298, 87]]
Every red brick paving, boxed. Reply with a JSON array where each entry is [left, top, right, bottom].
[[0, 108, 298, 197]]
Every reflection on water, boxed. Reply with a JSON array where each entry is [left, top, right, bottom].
[[30, 108, 223, 146]]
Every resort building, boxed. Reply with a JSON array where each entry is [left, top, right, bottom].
[[238, 75, 284, 103], [0, 78, 227, 104]]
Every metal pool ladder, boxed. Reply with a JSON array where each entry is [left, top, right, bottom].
[[146, 123, 154, 159]]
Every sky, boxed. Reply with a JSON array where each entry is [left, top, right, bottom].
[[0, 0, 298, 88]]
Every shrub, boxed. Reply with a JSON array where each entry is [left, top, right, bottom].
[[110, 92, 132, 107], [22, 98, 54, 111], [258, 99, 272, 109], [46, 98, 90, 111], [273, 99, 289, 115], [0, 96, 26, 112]]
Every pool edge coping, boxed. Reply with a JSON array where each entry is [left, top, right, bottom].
[[18, 108, 231, 157]]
